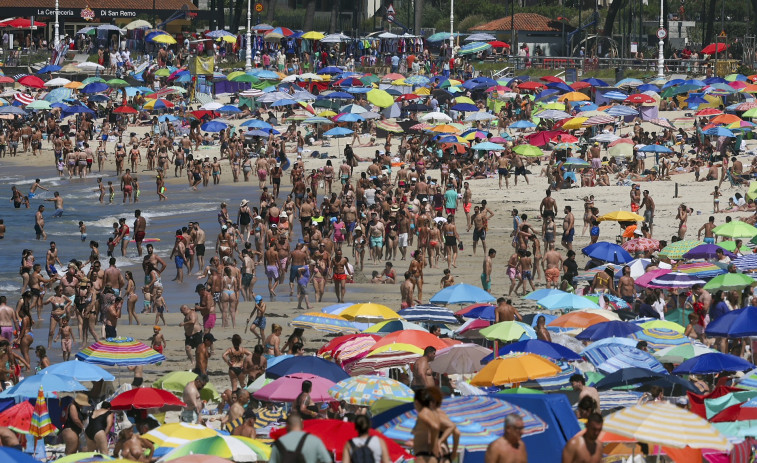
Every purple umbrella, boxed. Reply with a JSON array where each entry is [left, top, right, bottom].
[[647, 272, 706, 289], [681, 244, 736, 260]]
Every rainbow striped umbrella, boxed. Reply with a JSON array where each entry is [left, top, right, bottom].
[[377, 396, 547, 452], [631, 328, 691, 351], [161, 435, 271, 462], [675, 261, 728, 278], [328, 375, 413, 406], [76, 336, 165, 366], [658, 240, 704, 260], [30, 386, 56, 445], [290, 312, 359, 333]]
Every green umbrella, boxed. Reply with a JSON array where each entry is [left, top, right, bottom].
[[81, 77, 105, 85], [713, 221, 757, 238], [743, 108, 757, 118], [27, 100, 51, 110], [703, 272, 756, 291], [717, 241, 750, 253], [153, 370, 220, 402], [653, 344, 716, 364], [497, 386, 544, 394], [106, 78, 129, 88], [230, 73, 260, 83], [154, 68, 171, 77], [360, 75, 380, 85], [367, 88, 394, 108], [479, 321, 533, 342], [513, 144, 544, 157]]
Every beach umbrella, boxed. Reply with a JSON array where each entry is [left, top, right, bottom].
[[581, 337, 639, 365], [582, 242, 633, 264], [470, 353, 561, 386], [340, 303, 399, 322], [77, 336, 165, 366], [706, 306, 757, 337], [702, 43, 728, 54], [456, 303, 496, 321], [471, 142, 505, 151], [593, 368, 666, 390], [397, 304, 458, 324], [290, 312, 358, 333], [254, 373, 334, 402], [29, 386, 56, 446], [673, 352, 754, 374], [597, 211, 644, 222], [376, 395, 547, 451], [658, 240, 705, 259], [370, 330, 450, 353], [480, 321, 537, 342], [523, 289, 565, 301], [595, 349, 666, 374], [200, 121, 229, 133], [631, 328, 691, 350], [576, 321, 643, 341], [53, 452, 115, 463], [637, 320, 685, 333], [734, 254, 757, 273], [26, 100, 52, 110], [161, 435, 270, 462], [18, 75, 45, 89], [513, 144, 544, 157], [143, 99, 174, 110], [486, 339, 582, 362], [704, 273, 756, 291], [363, 320, 425, 333], [431, 344, 492, 374], [81, 82, 108, 94], [429, 283, 496, 305], [0, 401, 34, 433], [638, 144, 672, 153], [40, 359, 115, 381], [549, 311, 616, 329], [0, 106, 29, 115], [347, 351, 421, 375], [0, 373, 86, 399], [323, 127, 354, 137], [682, 243, 736, 260], [145, 423, 218, 451], [110, 387, 186, 410], [266, 356, 349, 382], [366, 89, 394, 108], [536, 292, 601, 311], [653, 343, 716, 364], [44, 77, 71, 87], [622, 238, 660, 253], [714, 221, 757, 238], [329, 375, 413, 405], [646, 272, 706, 289], [152, 371, 220, 402], [0, 448, 38, 463]]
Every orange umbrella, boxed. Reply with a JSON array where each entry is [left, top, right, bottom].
[[470, 353, 560, 386], [548, 311, 609, 329], [711, 114, 741, 125], [431, 124, 461, 134], [370, 330, 449, 353], [560, 91, 590, 102]]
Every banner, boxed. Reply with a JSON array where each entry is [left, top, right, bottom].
[[192, 56, 214, 76]]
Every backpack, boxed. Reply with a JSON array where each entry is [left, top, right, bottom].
[[274, 433, 309, 463], [348, 436, 375, 463]]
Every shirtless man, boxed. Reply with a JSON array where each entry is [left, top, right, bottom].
[[570, 374, 600, 413], [264, 246, 281, 297], [562, 206, 575, 251], [481, 249, 495, 293], [0, 296, 18, 342], [194, 333, 214, 375], [535, 315, 551, 342], [562, 414, 603, 463], [181, 373, 207, 424], [46, 241, 63, 278], [410, 346, 436, 391], [133, 210, 147, 257], [289, 244, 307, 297], [121, 169, 134, 203], [539, 189, 557, 237], [116, 428, 154, 463], [698, 216, 717, 244], [44, 191, 64, 218], [484, 414, 528, 463], [104, 258, 126, 297], [495, 297, 521, 322], [103, 296, 123, 338], [180, 304, 203, 366], [400, 272, 417, 309], [617, 266, 635, 304], [331, 249, 351, 303], [497, 155, 510, 190], [34, 205, 46, 240], [641, 190, 655, 235], [191, 223, 207, 272]]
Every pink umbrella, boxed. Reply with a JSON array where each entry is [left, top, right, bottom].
[[608, 138, 634, 147], [253, 374, 335, 402], [633, 268, 671, 288]]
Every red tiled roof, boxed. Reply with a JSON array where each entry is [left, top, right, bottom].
[[0, 0, 196, 11], [472, 13, 567, 32]]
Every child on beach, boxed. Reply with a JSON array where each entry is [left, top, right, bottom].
[[142, 285, 152, 314], [440, 268, 455, 288], [132, 177, 140, 203], [589, 219, 600, 244], [153, 288, 166, 325], [107, 181, 115, 204], [79, 222, 87, 242], [55, 317, 73, 361], [57, 160, 65, 177], [107, 237, 116, 258], [712, 186, 721, 212], [151, 325, 165, 354]]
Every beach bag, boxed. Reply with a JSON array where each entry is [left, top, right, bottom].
[[274, 433, 309, 463], [348, 436, 375, 463]]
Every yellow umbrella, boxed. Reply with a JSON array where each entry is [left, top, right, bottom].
[[640, 320, 685, 333], [597, 211, 644, 222], [414, 87, 431, 95], [560, 91, 590, 102], [470, 353, 561, 386], [367, 89, 395, 108], [152, 34, 177, 44], [368, 343, 424, 356], [455, 96, 475, 105], [561, 117, 588, 130], [301, 31, 325, 40], [143, 422, 219, 450], [541, 102, 566, 110], [431, 124, 460, 133], [219, 36, 236, 43], [227, 71, 246, 81], [391, 79, 410, 86], [340, 303, 400, 322], [64, 81, 83, 89], [317, 110, 337, 117]]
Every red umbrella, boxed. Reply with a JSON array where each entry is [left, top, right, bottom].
[[701, 43, 728, 55], [441, 142, 466, 154], [710, 403, 757, 422], [270, 419, 412, 461], [525, 130, 568, 147], [488, 41, 510, 48], [395, 93, 420, 102], [0, 76, 13, 84], [624, 94, 656, 104], [0, 18, 45, 28], [570, 81, 592, 90], [0, 401, 33, 433], [540, 76, 565, 84], [552, 133, 579, 143], [695, 108, 723, 117], [318, 333, 380, 357], [114, 106, 138, 114], [110, 387, 186, 410], [188, 110, 217, 120], [517, 81, 545, 90], [18, 75, 45, 89]]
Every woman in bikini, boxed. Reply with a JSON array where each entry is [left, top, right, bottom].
[[676, 204, 689, 239], [410, 388, 441, 463], [311, 256, 327, 302], [222, 334, 251, 391], [16, 296, 35, 369], [43, 285, 70, 349], [429, 222, 443, 269], [220, 267, 238, 329], [263, 324, 282, 358], [323, 160, 334, 195], [124, 271, 140, 326]]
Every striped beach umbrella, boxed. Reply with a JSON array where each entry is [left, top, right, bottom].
[[659, 240, 706, 259], [143, 98, 174, 110], [329, 375, 413, 406], [30, 386, 57, 445], [76, 336, 165, 366], [631, 328, 691, 350], [375, 120, 404, 133], [53, 452, 114, 463], [622, 237, 660, 253], [144, 422, 220, 456], [13, 92, 34, 105], [675, 262, 727, 278], [458, 41, 492, 55], [363, 320, 426, 333], [290, 312, 358, 333], [595, 349, 666, 374], [346, 351, 420, 375], [161, 435, 270, 462], [604, 402, 731, 451], [397, 304, 458, 324], [377, 395, 547, 452], [581, 337, 638, 366], [733, 254, 757, 273], [646, 272, 706, 289]]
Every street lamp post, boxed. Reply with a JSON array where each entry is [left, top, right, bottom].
[[54, 0, 60, 49], [657, 0, 665, 78], [245, 0, 252, 70], [449, 0, 454, 62]]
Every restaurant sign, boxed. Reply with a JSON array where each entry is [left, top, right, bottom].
[[33, 7, 139, 17]]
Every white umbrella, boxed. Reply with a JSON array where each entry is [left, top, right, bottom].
[[465, 112, 496, 122], [321, 33, 350, 43], [45, 77, 71, 87], [124, 19, 152, 30], [465, 33, 496, 42], [298, 72, 323, 80], [592, 133, 620, 142], [97, 24, 125, 33], [77, 62, 104, 70], [420, 111, 452, 122], [431, 344, 491, 374], [200, 102, 223, 110]]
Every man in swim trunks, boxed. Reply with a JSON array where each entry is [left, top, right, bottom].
[[698, 216, 717, 244], [121, 169, 134, 203], [133, 209, 147, 257], [180, 304, 203, 366], [331, 249, 351, 303], [195, 284, 216, 334], [542, 244, 564, 289], [539, 189, 557, 237], [562, 206, 575, 251], [0, 297, 17, 342], [264, 246, 281, 297]]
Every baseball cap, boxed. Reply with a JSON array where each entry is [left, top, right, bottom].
[[255, 295, 263, 303], [203, 333, 216, 343]]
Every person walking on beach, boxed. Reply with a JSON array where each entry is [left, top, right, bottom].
[[641, 190, 655, 236], [484, 414, 528, 463], [133, 210, 146, 257], [481, 248, 495, 293], [181, 373, 208, 424], [562, 206, 574, 251], [331, 249, 351, 303]]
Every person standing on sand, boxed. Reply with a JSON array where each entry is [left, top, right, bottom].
[[194, 333, 214, 375], [331, 249, 351, 303], [181, 373, 208, 424], [180, 304, 203, 368], [539, 189, 557, 237], [562, 206, 575, 251], [481, 248, 495, 293], [195, 284, 215, 335], [699, 216, 717, 244]]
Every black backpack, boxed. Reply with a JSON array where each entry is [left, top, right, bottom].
[[274, 433, 309, 463], [348, 436, 376, 463]]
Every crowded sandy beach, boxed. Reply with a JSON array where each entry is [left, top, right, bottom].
[[6, 32, 757, 463]]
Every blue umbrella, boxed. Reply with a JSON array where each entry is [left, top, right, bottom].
[[547, 82, 573, 93], [324, 127, 354, 137], [347, 87, 371, 94], [266, 356, 349, 382], [575, 103, 599, 112], [673, 352, 754, 374], [336, 113, 365, 122], [158, 115, 179, 122], [247, 129, 274, 137], [44, 87, 73, 103], [40, 359, 115, 381], [638, 144, 672, 153], [249, 69, 280, 80], [429, 283, 496, 305], [317, 66, 343, 75], [201, 121, 228, 132], [0, 106, 27, 115], [575, 320, 643, 341], [321, 302, 355, 315], [582, 242, 633, 264], [271, 99, 297, 107], [523, 289, 565, 301], [241, 119, 272, 129], [581, 337, 639, 366], [685, 95, 709, 104], [461, 304, 496, 321], [37, 64, 62, 74], [471, 142, 505, 151], [705, 306, 757, 337], [217, 105, 241, 113], [582, 77, 610, 87], [603, 91, 629, 100], [88, 94, 109, 102], [662, 79, 685, 89], [81, 82, 109, 94], [536, 292, 601, 311], [62, 105, 94, 115], [596, 349, 666, 374], [605, 106, 639, 117], [535, 89, 560, 101], [509, 120, 537, 129], [0, 448, 38, 463], [486, 339, 582, 363], [451, 103, 478, 112], [0, 373, 86, 399], [397, 304, 459, 324], [594, 368, 665, 390], [705, 127, 736, 137], [637, 84, 660, 93]]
